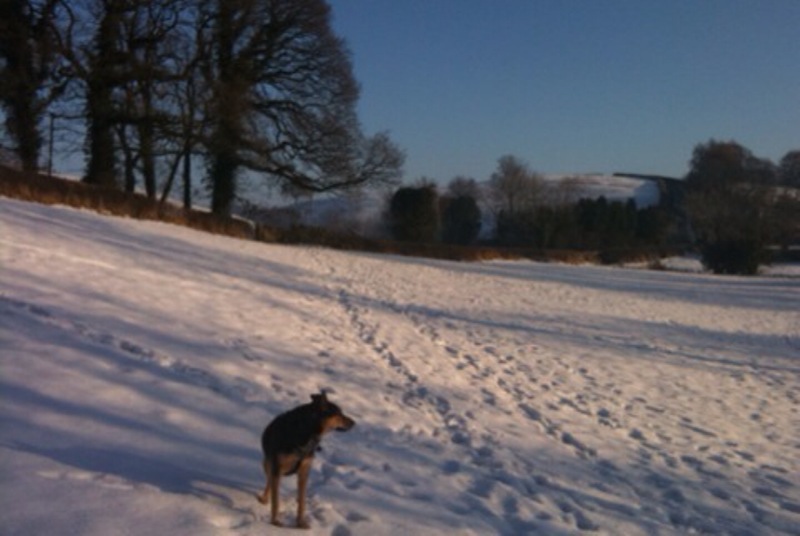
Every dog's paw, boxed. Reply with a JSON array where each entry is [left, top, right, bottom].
[[255, 493, 268, 505], [296, 518, 310, 529]]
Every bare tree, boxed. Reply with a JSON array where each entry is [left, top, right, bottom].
[[41, 0, 400, 212], [0, 0, 65, 171], [542, 176, 581, 207], [159, 40, 204, 209], [56, 0, 127, 187], [488, 154, 544, 217], [200, 0, 403, 216], [156, 1, 208, 209], [57, 0, 200, 194], [114, 0, 186, 197]]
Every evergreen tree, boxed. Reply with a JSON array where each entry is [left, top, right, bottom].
[[441, 195, 481, 245], [388, 186, 439, 243]]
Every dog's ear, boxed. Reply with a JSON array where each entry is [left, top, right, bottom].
[[311, 391, 329, 406]]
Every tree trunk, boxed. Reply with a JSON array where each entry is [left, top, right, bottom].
[[13, 99, 41, 172], [140, 114, 156, 198], [1, 0, 43, 171], [182, 150, 192, 210], [84, 2, 122, 188], [85, 78, 117, 187], [207, 0, 240, 216], [210, 147, 237, 216]]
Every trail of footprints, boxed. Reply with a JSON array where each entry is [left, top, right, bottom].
[[336, 290, 604, 532], [406, 308, 600, 460], [345, 294, 799, 535], [398, 304, 800, 534], [337, 291, 474, 450]]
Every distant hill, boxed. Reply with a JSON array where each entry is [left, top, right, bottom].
[[542, 173, 661, 207]]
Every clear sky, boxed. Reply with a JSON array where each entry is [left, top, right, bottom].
[[328, 0, 799, 183]]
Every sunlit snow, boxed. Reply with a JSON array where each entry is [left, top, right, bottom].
[[1, 197, 798, 535]]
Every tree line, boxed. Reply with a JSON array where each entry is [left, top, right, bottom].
[[386, 144, 799, 275], [386, 156, 672, 250], [0, 0, 404, 215]]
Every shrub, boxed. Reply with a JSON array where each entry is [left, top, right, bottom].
[[388, 186, 439, 243], [699, 239, 769, 275], [684, 140, 776, 275], [441, 195, 481, 245]]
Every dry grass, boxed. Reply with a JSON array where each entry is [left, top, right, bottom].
[[0, 166, 253, 239]]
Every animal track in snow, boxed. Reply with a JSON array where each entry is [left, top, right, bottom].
[[38, 469, 135, 491], [3, 296, 264, 405]]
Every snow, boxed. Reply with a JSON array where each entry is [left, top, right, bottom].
[[624, 256, 800, 279], [1, 196, 799, 535], [542, 174, 662, 208]]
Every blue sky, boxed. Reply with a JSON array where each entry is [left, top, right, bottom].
[[329, 0, 799, 182]]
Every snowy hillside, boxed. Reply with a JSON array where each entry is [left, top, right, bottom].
[[1, 197, 798, 535]]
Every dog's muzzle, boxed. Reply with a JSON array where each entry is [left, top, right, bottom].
[[338, 416, 355, 431]]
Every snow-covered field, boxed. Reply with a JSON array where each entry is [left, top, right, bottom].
[[1, 197, 798, 535]]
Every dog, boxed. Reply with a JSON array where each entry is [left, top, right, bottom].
[[258, 392, 355, 528]]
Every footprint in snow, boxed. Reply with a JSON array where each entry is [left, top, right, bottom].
[[344, 478, 363, 491], [1, 296, 52, 318], [345, 511, 370, 523], [780, 501, 800, 514], [561, 432, 596, 458], [629, 428, 646, 441], [38, 469, 135, 491], [502, 494, 519, 515], [557, 501, 599, 532], [331, 524, 352, 536], [441, 460, 461, 475], [480, 388, 496, 406]]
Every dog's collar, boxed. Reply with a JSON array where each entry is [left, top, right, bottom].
[[288, 435, 321, 474], [297, 436, 321, 457]]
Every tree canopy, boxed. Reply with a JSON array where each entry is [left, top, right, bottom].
[[684, 140, 778, 274], [202, 0, 403, 214], [388, 186, 439, 243], [2, 0, 403, 215], [778, 150, 800, 187]]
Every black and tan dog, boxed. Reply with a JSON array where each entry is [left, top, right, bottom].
[[258, 392, 355, 528]]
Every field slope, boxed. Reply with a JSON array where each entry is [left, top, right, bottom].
[[1, 197, 798, 535]]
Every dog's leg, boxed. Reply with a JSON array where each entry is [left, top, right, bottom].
[[296, 458, 313, 529], [257, 459, 270, 505], [269, 461, 283, 526]]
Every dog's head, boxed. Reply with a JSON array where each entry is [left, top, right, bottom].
[[312, 392, 355, 433]]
